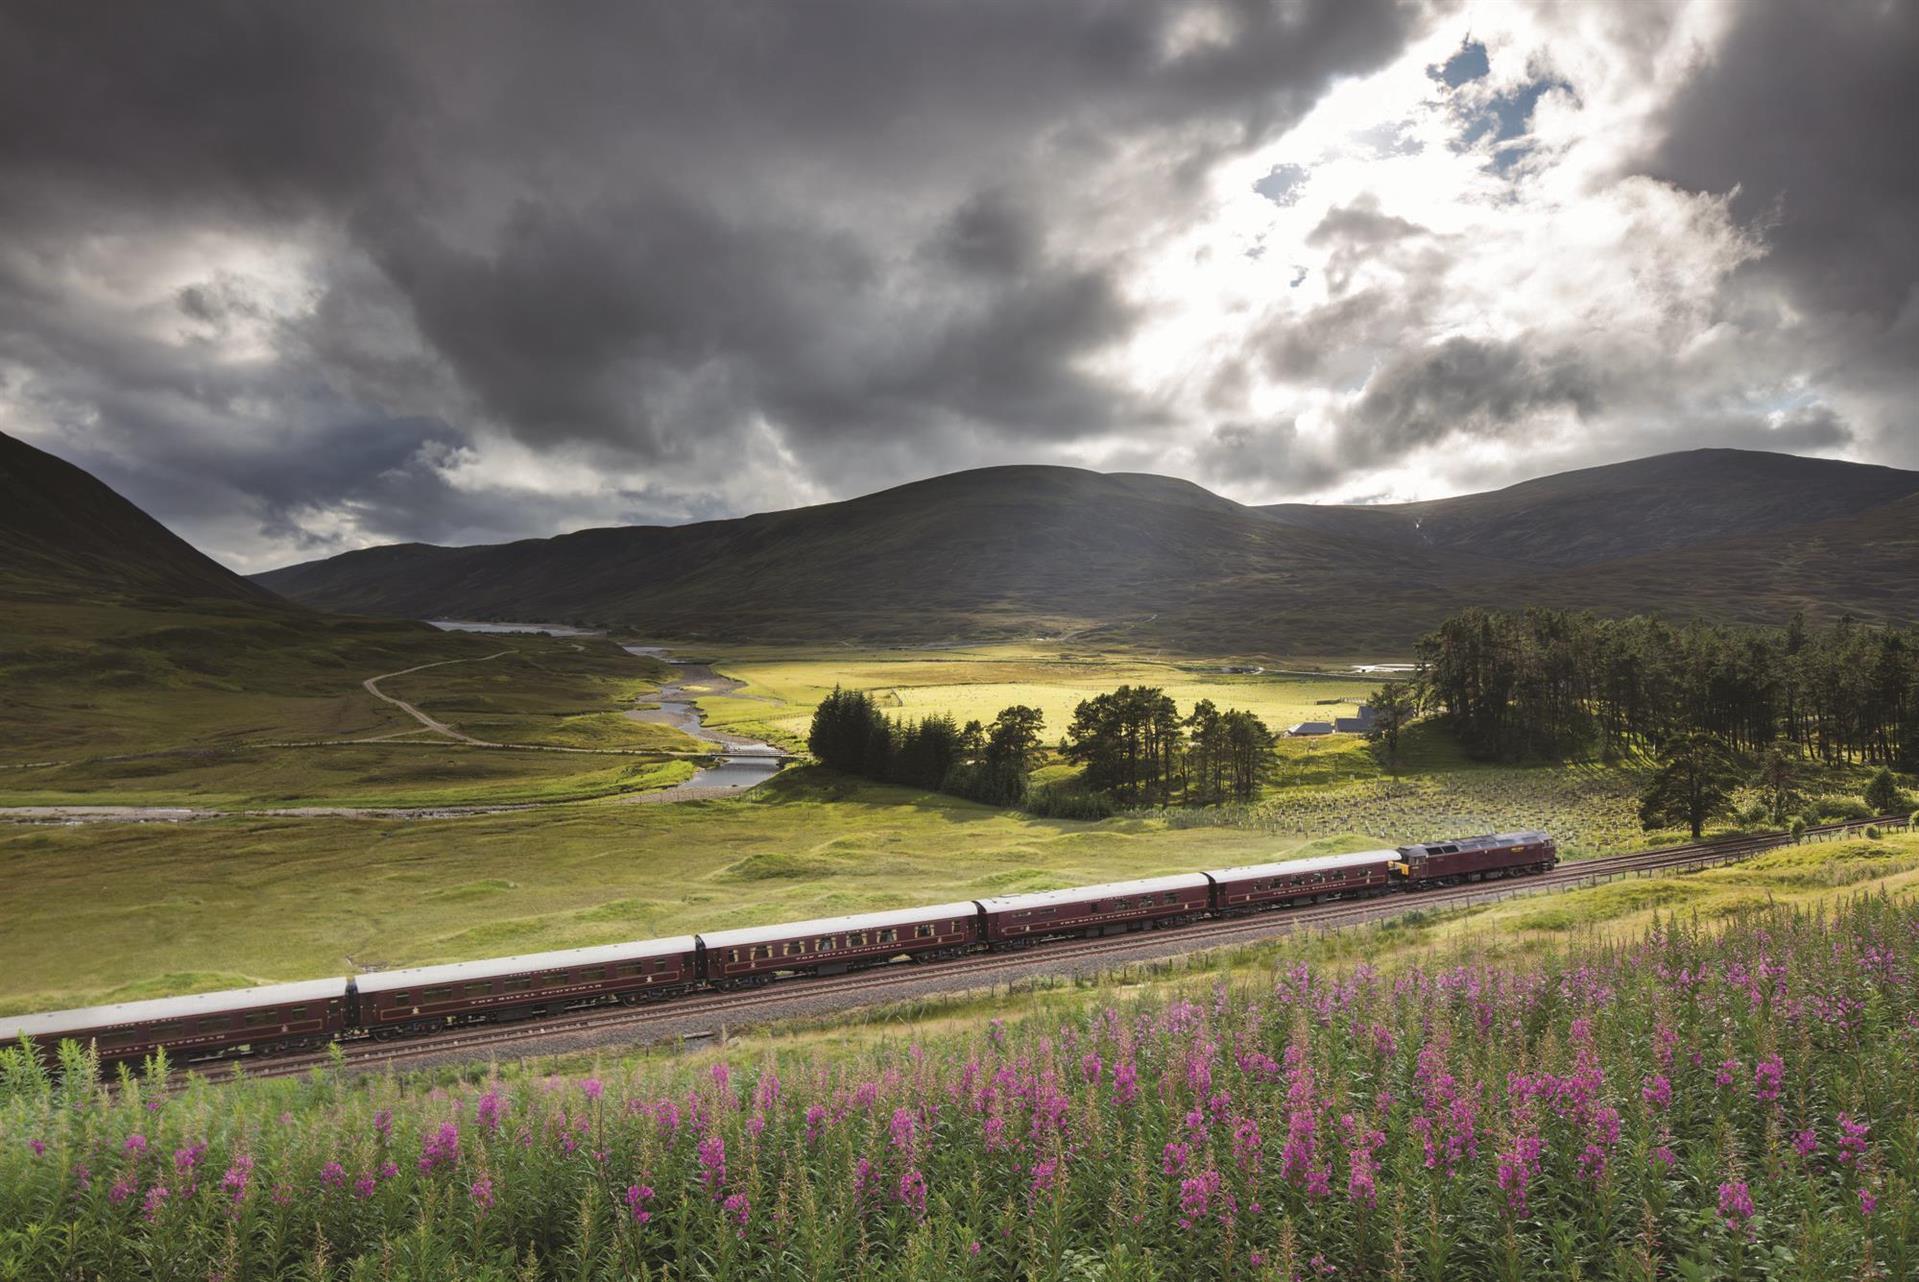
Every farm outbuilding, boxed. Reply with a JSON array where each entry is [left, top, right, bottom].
[[1286, 721, 1334, 736]]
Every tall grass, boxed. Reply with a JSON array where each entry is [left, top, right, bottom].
[[4, 895, 1915, 1279]]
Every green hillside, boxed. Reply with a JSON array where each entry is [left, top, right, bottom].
[[0, 432, 505, 763]]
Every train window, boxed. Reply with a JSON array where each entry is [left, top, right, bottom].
[[423, 987, 453, 1003], [914, 925, 934, 939], [817, 937, 836, 952], [388, 991, 410, 1005], [615, 963, 643, 977], [503, 978, 534, 992], [848, 932, 867, 946], [1162, 892, 1178, 904], [1088, 902, 1102, 914], [286, 1006, 308, 1019], [878, 929, 897, 944], [464, 984, 491, 998], [198, 1017, 227, 1033], [243, 1011, 278, 1028], [782, 941, 804, 957]]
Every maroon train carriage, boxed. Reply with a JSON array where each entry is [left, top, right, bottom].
[[696, 903, 980, 986], [1205, 850, 1397, 914], [0, 979, 348, 1068], [352, 936, 699, 1037], [977, 873, 1211, 948], [1391, 829, 1558, 886]]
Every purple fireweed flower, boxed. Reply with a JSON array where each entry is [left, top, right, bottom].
[[108, 1176, 135, 1205], [1232, 1117, 1263, 1172], [581, 1077, 603, 1101], [1113, 1060, 1139, 1106], [221, 1154, 254, 1206], [755, 1071, 781, 1109], [123, 1134, 148, 1156], [1753, 1055, 1784, 1104], [653, 1099, 681, 1136], [1161, 1142, 1190, 1176], [697, 1133, 727, 1193], [469, 1176, 495, 1211], [722, 1191, 751, 1231], [419, 1122, 460, 1173], [1718, 1180, 1755, 1235], [28, 1138, 45, 1157], [625, 1183, 655, 1225], [804, 1104, 827, 1144], [379, 1161, 398, 1182], [1028, 1158, 1059, 1201], [173, 1142, 207, 1174], [897, 1168, 928, 1220], [889, 1107, 917, 1153], [142, 1184, 169, 1221], [1497, 1136, 1546, 1217], [710, 1062, 731, 1092], [1838, 1113, 1869, 1166], [1650, 1145, 1677, 1170], [319, 1161, 347, 1190], [373, 1109, 393, 1138], [1792, 1128, 1818, 1158], [1641, 1074, 1672, 1110], [353, 1173, 376, 1199], [1081, 1051, 1102, 1084], [1715, 1057, 1740, 1089], [1859, 1188, 1878, 1217], [476, 1089, 506, 1133]]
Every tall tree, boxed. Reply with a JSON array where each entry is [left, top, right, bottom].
[[1221, 709, 1275, 801], [1366, 682, 1418, 773], [1752, 735, 1805, 826], [1638, 730, 1744, 839], [1865, 767, 1909, 816]]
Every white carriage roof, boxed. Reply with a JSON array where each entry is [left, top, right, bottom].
[[355, 936, 698, 994], [0, 978, 347, 1041], [697, 903, 980, 951], [1205, 850, 1400, 881], [974, 872, 1210, 913]]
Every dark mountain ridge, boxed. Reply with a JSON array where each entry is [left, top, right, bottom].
[[254, 448, 1919, 652], [1259, 448, 1919, 568], [0, 431, 280, 606]]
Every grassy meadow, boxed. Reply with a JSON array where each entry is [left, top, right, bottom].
[[6, 845, 1918, 1280], [0, 770, 1372, 1015], [672, 643, 1384, 749]]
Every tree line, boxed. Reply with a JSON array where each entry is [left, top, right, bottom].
[[1061, 686, 1274, 805], [806, 683, 1278, 810], [1418, 607, 1919, 767], [807, 687, 1045, 806]]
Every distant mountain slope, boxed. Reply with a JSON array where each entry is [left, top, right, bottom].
[[256, 449, 1919, 652], [1260, 448, 1919, 568], [0, 431, 274, 604], [256, 466, 1484, 650], [1508, 490, 1919, 625]]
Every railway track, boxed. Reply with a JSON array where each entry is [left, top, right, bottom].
[[210, 812, 1909, 1084]]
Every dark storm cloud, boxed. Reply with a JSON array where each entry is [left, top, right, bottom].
[[1342, 336, 1598, 463], [1645, 0, 1919, 326], [0, 0, 1429, 562]]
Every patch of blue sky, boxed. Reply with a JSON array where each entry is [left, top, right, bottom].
[[1253, 162, 1310, 206]]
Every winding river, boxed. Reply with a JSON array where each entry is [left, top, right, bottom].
[[619, 645, 787, 796]]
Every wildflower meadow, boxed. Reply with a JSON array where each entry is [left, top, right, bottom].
[[3, 895, 1916, 1280]]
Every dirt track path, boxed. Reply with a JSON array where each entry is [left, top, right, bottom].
[[361, 650, 515, 744]]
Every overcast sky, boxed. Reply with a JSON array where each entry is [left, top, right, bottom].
[[2, 0, 1914, 571]]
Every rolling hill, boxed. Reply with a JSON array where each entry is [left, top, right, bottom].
[[0, 430, 277, 606], [255, 448, 1919, 652], [1258, 448, 1919, 569], [0, 431, 496, 762]]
